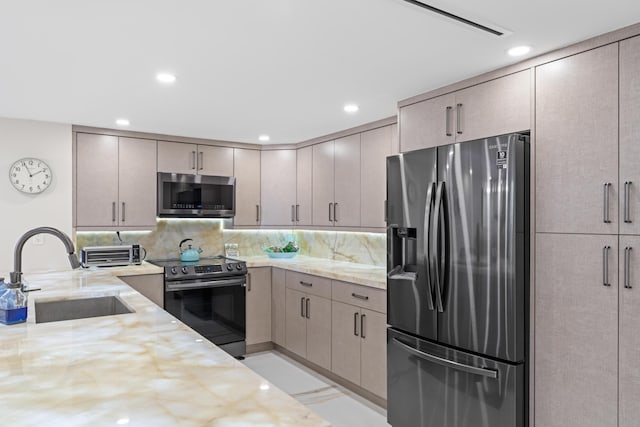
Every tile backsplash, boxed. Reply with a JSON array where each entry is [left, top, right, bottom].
[[76, 220, 386, 267]]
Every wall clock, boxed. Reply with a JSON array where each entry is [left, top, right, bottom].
[[9, 158, 52, 194]]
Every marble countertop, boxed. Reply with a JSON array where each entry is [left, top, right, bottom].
[[0, 264, 330, 427], [237, 255, 386, 290]]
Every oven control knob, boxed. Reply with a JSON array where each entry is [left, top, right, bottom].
[[226, 264, 234, 271], [170, 267, 178, 275], [181, 266, 189, 274], [236, 264, 243, 270]]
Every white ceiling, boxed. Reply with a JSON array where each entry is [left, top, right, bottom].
[[1, 0, 640, 145]]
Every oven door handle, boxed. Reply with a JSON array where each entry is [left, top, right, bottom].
[[165, 277, 247, 292]]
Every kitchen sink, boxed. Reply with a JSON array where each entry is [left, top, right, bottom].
[[35, 295, 134, 324]]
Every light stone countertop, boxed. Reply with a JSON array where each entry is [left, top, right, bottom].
[[0, 263, 330, 427], [237, 255, 387, 290]]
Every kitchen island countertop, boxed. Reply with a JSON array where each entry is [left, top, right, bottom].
[[0, 264, 330, 427]]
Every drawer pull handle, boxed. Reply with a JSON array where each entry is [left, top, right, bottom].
[[351, 293, 369, 300], [300, 281, 313, 287]]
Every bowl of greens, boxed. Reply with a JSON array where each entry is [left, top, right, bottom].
[[263, 242, 299, 258]]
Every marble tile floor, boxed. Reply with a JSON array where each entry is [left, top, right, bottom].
[[243, 351, 391, 427]]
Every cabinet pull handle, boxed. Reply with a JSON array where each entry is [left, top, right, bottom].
[[256, 205, 260, 223], [351, 293, 369, 301], [306, 298, 310, 319], [625, 181, 632, 223], [334, 202, 338, 223], [603, 245, 611, 287], [329, 202, 333, 222], [301, 297, 305, 318], [291, 205, 295, 223], [300, 281, 312, 287], [361, 313, 366, 339], [456, 103, 463, 135], [122, 202, 126, 222], [445, 106, 453, 136], [191, 151, 196, 170], [247, 273, 252, 291], [198, 151, 203, 171], [354, 312, 359, 336], [296, 204, 300, 222], [603, 183, 612, 223], [112, 202, 116, 222], [625, 247, 633, 289]]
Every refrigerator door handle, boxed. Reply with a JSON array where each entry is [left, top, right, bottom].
[[392, 338, 498, 379], [432, 181, 448, 313], [423, 182, 436, 311]]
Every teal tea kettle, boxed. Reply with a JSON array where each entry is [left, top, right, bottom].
[[179, 238, 203, 262]]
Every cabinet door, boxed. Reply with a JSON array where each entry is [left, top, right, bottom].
[[312, 140, 334, 226], [271, 268, 286, 346], [535, 233, 618, 427], [360, 308, 387, 399], [76, 133, 119, 227], [296, 145, 313, 226], [233, 148, 261, 226], [118, 274, 164, 307], [334, 134, 361, 227], [361, 126, 392, 228], [331, 301, 361, 385], [619, 236, 640, 426], [536, 45, 619, 234], [285, 288, 307, 358], [390, 123, 399, 155], [306, 294, 332, 370], [620, 36, 640, 234], [261, 150, 297, 226], [197, 145, 234, 176], [157, 141, 198, 174], [454, 69, 530, 143], [246, 267, 272, 346], [118, 137, 157, 227], [399, 93, 454, 152]]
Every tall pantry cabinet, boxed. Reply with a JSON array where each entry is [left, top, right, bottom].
[[535, 39, 640, 427]]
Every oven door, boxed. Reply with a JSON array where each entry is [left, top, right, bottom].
[[165, 276, 246, 356]]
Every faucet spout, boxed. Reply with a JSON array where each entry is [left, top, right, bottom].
[[9, 227, 81, 285]]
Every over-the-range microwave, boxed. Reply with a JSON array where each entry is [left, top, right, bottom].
[[157, 172, 235, 218]]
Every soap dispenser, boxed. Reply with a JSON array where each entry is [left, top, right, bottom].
[[0, 282, 28, 325]]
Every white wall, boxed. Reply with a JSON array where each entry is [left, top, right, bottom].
[[0, 117, 73, 275]]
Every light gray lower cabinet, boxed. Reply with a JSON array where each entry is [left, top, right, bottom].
[[535, 233, 618, 427], [246, 267, 271, 346], [118, 274, 164, 308], [271, 268, 286, 347]]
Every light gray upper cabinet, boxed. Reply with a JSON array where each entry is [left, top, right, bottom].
[[398, 70, 530, 152], [260, 150, 297, 226], [157, 141, 233, 176], [536, 44, 619, 234], [333, 134, 361, 227], [620, 36, 640, 235], [535, 233, 618, 427], [312, 140, 335, 226], [296, 145, 313, 226], [76, 133, 157, 229], [361, 126, 393, 228], [233, 148, 261, 226]]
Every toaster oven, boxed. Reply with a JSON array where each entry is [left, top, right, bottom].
[[80, 244, 142, 267]]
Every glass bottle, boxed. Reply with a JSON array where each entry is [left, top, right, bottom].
[[0, 283, 28, 325]]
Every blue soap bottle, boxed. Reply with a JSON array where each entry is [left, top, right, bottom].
[[0, 282, 28, 325]]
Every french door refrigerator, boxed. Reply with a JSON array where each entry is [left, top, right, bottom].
[[386, 132, 529, 427]]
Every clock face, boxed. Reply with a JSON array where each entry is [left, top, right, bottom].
[[9, 158, 52, 194]]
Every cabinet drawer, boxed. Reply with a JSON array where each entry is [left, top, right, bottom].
[[285, 271, 331, 299], [332, 280, 386, 314]]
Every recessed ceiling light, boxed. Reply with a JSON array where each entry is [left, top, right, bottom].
[[115, 118, 130, 126], [507, 46, 531, 57], [156, 73, 176, 84], [344, 104, 359, 113], [259, 135, 270, 142]]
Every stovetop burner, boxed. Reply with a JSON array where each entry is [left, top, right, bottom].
[[148, 256, 247, 281]]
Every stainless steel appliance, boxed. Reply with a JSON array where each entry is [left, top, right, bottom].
[[80, 244, 142, 268], [157, 172, 235, 218], [386, 132, 529, 427], [148, 256, 247, 357]]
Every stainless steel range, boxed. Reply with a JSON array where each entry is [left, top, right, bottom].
[[148, 256, 248, 358]]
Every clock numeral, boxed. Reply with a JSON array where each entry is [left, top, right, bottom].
[[42, 181, 47, 185], [12, 173, 16, 177], [45, 175, 50, 179], [15, 167, 20, 172], [15, 179, 20, 184], [28, 160, 33, 165], [21, 162, 26, 167]]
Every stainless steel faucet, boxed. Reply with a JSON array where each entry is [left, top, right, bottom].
[[9, 227, 81, 286]]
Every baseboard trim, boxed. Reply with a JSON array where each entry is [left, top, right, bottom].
[[246, 342, 275, 354], [272, 343, 388, 409]]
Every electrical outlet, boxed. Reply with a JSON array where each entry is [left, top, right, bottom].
[[32, 234, 44, 246]]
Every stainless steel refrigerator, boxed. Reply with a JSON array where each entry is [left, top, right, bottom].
[[386, 132, 529, 427]]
